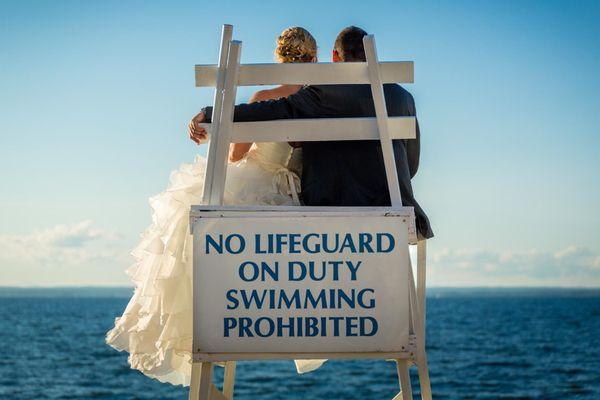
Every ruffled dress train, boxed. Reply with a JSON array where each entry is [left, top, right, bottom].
[[106, 142, 325, 385]]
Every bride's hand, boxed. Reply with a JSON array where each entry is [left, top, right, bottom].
[[188, 112, 208, 145]]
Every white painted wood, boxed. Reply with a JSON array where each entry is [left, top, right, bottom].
[[193, 213, 410, 355], [191, 347, 235, 399], [209, 40, 242, 206], [193, 26, 235, 400], [364, 35, 402, 207], [417, 240, 427, 346], [416, 351, 432, 400], [191, 205, 414, 214], [196, 362, 213, 400], [189, 362, 202, 400], [191, 26, 431, 399], [193, 351, 415, 362], [196, 116, 416, 143], [202, 24, 233, 205], [189, 207, 419, 244], [195, 61, 414, 87], [210, 384, 228, 400], [222, 361, 236, 399], [408, 259, 432, 400], [397, 359, 413, 400], [190, 206, 414, 216]]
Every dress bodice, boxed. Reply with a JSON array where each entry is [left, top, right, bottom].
[[247, 142, 293, 168]]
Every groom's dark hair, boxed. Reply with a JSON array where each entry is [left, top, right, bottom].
[[334, 26, 368, 62]]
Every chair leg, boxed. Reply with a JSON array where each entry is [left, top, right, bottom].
[[189, 362, 201, 400], [190, 362, 213, 400], [408, 254, 432, 400], [415, 349, 432, 400], [222, 361, 236, 399], [417, 240, 427, 347], [396, 359, 413, 400]]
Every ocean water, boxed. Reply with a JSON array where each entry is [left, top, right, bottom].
[[0, 288, 598, 399]]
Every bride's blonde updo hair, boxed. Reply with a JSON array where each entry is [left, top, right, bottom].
[[275, 27, 317, 63]]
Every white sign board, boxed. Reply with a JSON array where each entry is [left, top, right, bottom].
[[191, 210, 410, 358]]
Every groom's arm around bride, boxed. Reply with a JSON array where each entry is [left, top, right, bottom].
[[190, 26, 433, 239]]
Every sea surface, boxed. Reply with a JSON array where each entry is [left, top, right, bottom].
[[0, 287, 598, 399]]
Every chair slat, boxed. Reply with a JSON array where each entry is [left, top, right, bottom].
[[195, 61, 413, 87], [198, 116, 415, 143]]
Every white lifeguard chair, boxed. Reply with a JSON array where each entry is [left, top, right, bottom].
[[189, 24, 432, 400]]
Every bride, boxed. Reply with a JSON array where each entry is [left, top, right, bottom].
[[106, 27, 325, 386]]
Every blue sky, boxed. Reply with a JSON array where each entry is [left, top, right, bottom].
[[1, 0, 599, 286]]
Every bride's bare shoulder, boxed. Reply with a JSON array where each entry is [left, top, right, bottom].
[[249, 85, 301, 103]]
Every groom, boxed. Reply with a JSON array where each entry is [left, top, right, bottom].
[[189, 26, 433, 239]]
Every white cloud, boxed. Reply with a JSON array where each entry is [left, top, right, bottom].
[[427, 245, 600, 287], [0, 220, 120, 265], [31, 219, 118, 247], [0, 220, 130, 286]]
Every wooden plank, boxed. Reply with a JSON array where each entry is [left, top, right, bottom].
[[197, 116, 415, 143], [201, 24, 233, 205], [231, 116, 415, 142], [197, 362, 213, 400], [193, 351, 415, 362], [189, 205, 418, 244], [210, 384, 227, 400], [190, 205, 413, 213], [209, 40, 242, 206], [189, 363, 201, 400], [195, 61, 414, 87], [190, 206, 415, 217], [417, 240, 427, 346], [222, 361, 236, 399], [417, 240, 432, 400], [364, 35, 403, 207], [396, 359, 413, 400], [416, 351, 432, 400], [408, 259, 433, 400], [190, 207, 417, 241]]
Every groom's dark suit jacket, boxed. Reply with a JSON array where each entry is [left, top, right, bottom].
[[203, 84, 433, 239]]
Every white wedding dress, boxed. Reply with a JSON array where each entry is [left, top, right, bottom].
[[106, 142, 325, 386]]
